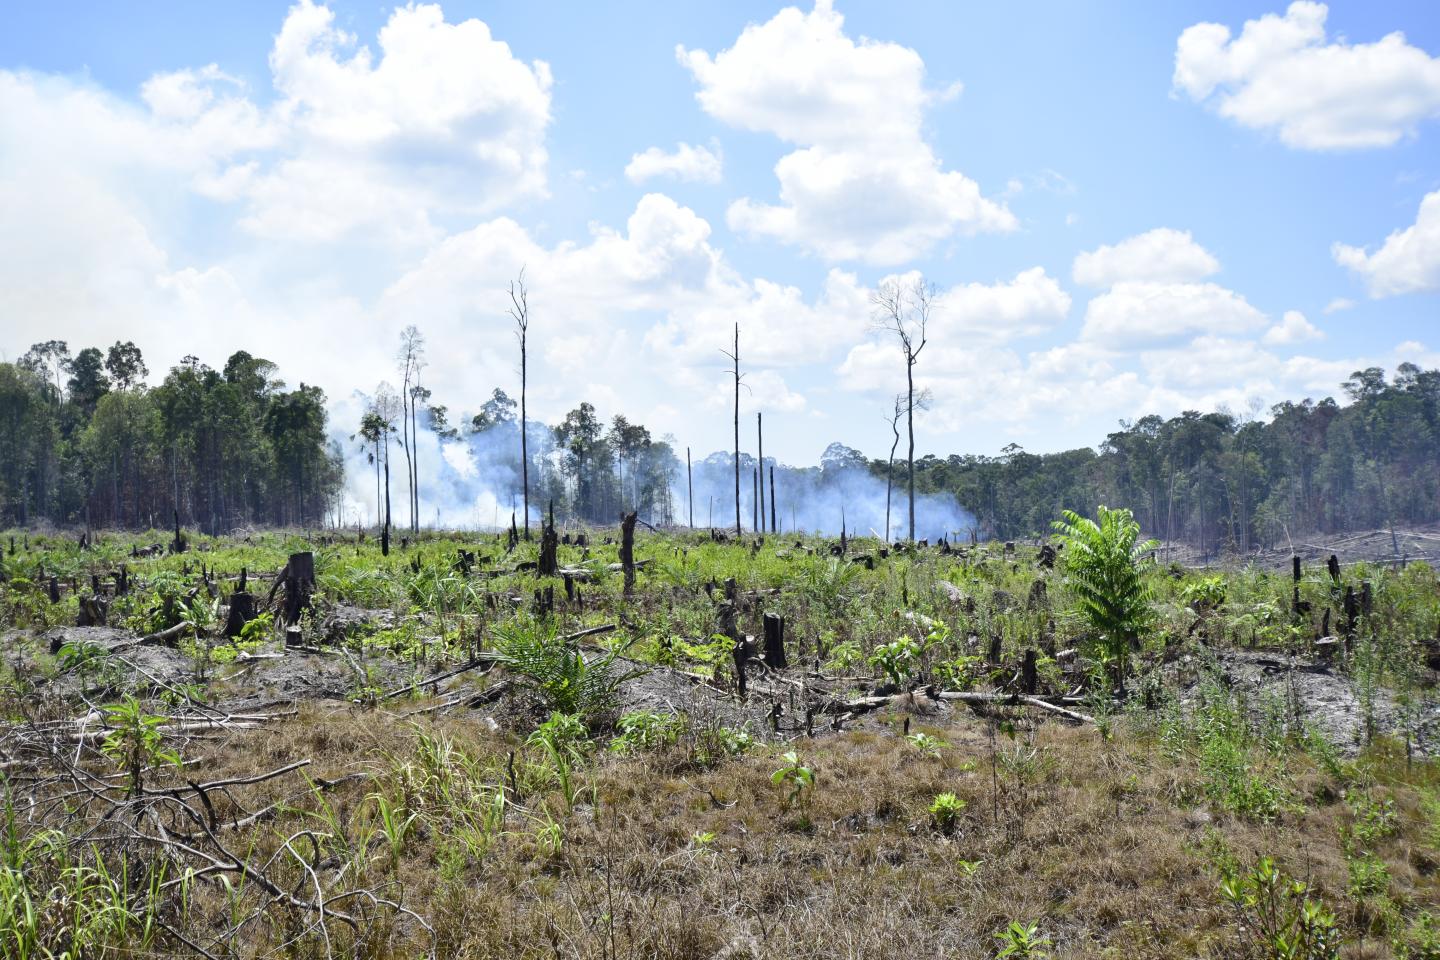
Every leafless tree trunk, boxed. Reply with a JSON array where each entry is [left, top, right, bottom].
[[885, 394, 904, 541], [687, 446, 694, 528], [722, 323, 743, 536], [874, 278, 932, 541], [510, 270, 531, 540], [769, 466, 776, 532], [397, 326, 424, 535], [756, 412, 765, 533]]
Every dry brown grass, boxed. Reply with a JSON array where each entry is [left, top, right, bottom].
[[118, 700, 1438, 959]]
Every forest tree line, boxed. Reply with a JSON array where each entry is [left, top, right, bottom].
[[0, 341, 341, 531], [902, 364, 1440, 554], [4, 328, 1437, 553]]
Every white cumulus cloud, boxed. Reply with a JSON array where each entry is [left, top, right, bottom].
[[1072, 228, 1220, 287], [679, 0, 1013, 265], [1333, 189, 1440, 296], [1174, 1, 1440, 150], [1081, 281, 1266, 347], [1262, 310, 1324, 344], [625, 141, 723, 184]]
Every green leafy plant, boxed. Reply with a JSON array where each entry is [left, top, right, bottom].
[[868, 637, 920, 688], [995, 920, 1050, 959], [609, 710, 681, 754], [528, 712, 592, 811], [1396, 912, 1440, 959], [906, 731, 947, 757], [1052, 506, 1158, 692], [492, 621, 645, 725], [928, 791, 965, 833], [1218, 857, 1340, 960], [100, 697, 181, 797], [1346, 851, 1390, 899], [771, 750, 815, 809]]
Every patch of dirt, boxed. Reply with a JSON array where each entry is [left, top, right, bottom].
[[1175, 648, 1438, 756]]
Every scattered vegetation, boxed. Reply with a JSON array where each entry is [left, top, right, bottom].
[[1, 517, 1439, 957]]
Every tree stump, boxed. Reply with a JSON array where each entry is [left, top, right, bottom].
[[762, 612, 787, 669], [1021, 648, 1038, 694], [224, 591, 258, 639], [620, 511, 638, 596], [275, 552, 315, 628], [538, 521, 559, 577], [77, 595, 109, 627]]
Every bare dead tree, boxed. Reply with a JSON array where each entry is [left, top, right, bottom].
[[373, 383, 401, 555], [885, 393, 904, 542], [686, 446, 694, 528], [396, 327, 425, 535], [756, 412, 766, 533], [509, 270, 531, 541], [874, 277, 934, 541], [720, 323, 745, 536]]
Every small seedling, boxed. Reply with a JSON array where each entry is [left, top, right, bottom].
[[928, 791, 965, 833], [771, 751, 815, 809]]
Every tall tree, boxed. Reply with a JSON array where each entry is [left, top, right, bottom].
[[721, 323, 744, 536], [509, 270, 531, 539], [874, 277, 932, 541], [105, 341, 147, 390], [396, 326, 425, 534], [67, 348, 110, 422]]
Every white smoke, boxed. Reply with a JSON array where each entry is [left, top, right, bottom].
[[331, 392, 975, 539]]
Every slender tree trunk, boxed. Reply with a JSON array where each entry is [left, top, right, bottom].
[[757, 412, 765, 533], [906, 357, 916, 541], [769, 466, 777, 532], [752, 467, 758, 531], [521, 333, 530, 540], [686, 446, 694, 528], [411, 383, 420, 533], [400, 370, 414, 535], [382, 438, 392, 556], [732, 323, 741, 537]]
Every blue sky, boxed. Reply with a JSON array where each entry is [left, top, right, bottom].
[[2, 0, 1438, 489]]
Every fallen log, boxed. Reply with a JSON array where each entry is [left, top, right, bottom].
[[938, 691, 1095, 724], [824, 689, 1095, 724]]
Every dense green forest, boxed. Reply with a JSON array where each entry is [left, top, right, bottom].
[[905, 363, 1440, 552], [4, 335, 1437, 553], [0, 341, 341, 532]]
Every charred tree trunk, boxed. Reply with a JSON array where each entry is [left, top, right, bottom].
[[752, 468, 758, 533], [620, 511, 637, 596], [769, 466, 777, 533], [538, 514, 559, 577], [762, 612, 787, 669], [224, 590, 258, 639], [381, 454, 392, 557], [1021, 648, 1038, 695], [273, 552, 315, 629], [757, 412, 766, 533], [687, 446, 694, 529], [731, 324, 742, 536]]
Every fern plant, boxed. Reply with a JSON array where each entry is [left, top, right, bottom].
[[1052, 506, 1158, 693], [490, 620, 645, 726]]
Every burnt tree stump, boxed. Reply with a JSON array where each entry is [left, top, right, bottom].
[[77, 595, 109, 627], [224, 591, 258, 639], [272, 552, 315, 628], [538, 521, 559, 577], [620, 511, 638, 596], [1021, 648, 1038, 695], [762, 612, 787, 669]]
